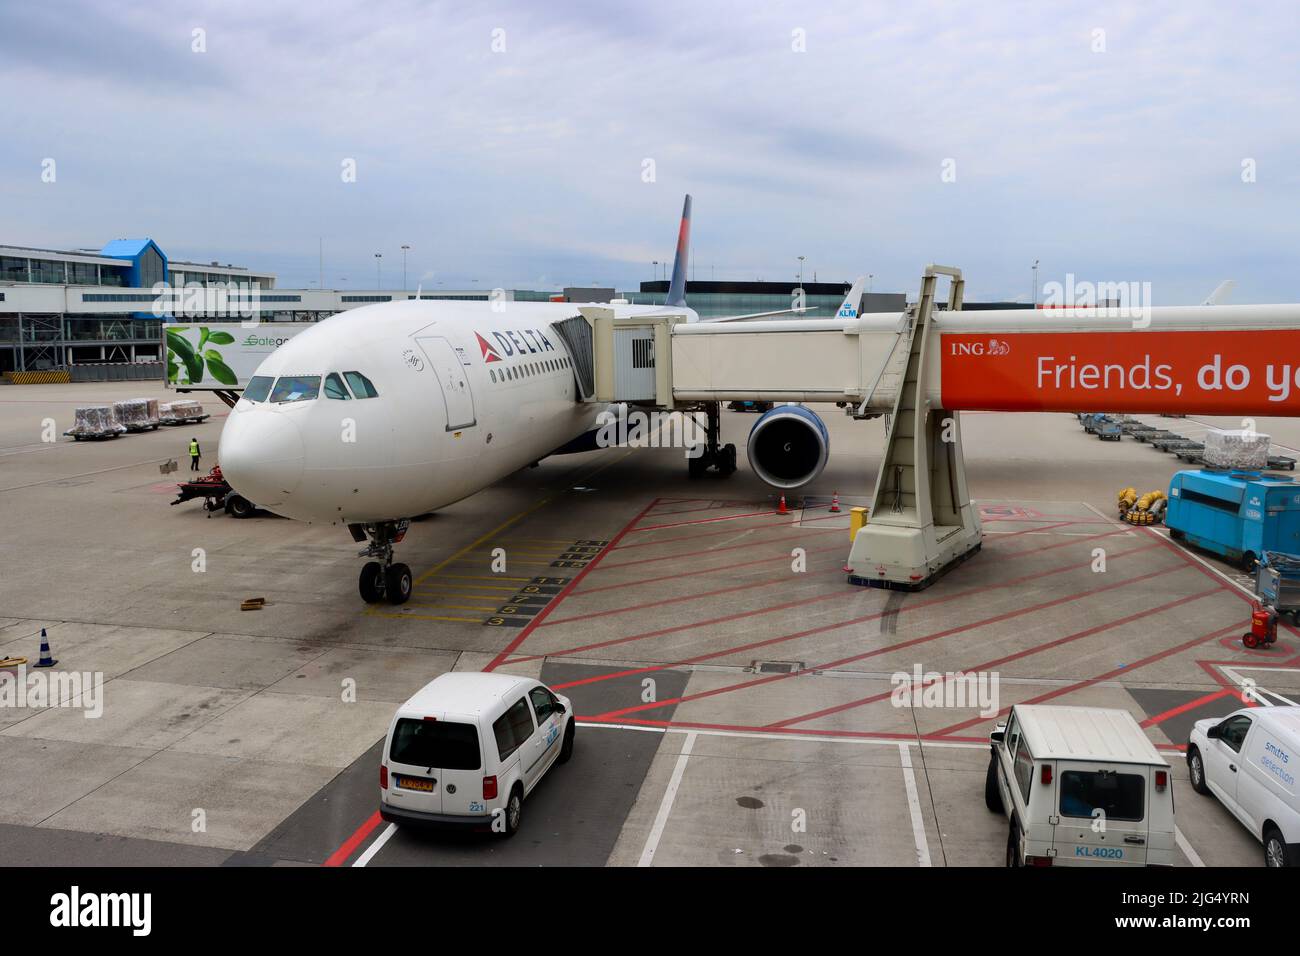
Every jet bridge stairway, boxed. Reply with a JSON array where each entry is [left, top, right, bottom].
[[844, 265, 981, 589]]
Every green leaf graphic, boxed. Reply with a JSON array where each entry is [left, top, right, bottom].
[[206, 331, 235, 345], [204, 350, 237, 385]]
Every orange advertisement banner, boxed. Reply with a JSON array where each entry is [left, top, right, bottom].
[[939, 330, 1300, 415]]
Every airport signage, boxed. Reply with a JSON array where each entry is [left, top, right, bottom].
[[164, 322, 306, 389], [940, 330, 1300, 415]]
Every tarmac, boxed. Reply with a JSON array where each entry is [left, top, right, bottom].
[[0, 381, 1291, 866]]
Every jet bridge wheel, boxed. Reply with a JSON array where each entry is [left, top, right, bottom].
[[359, 561, 386, 603]]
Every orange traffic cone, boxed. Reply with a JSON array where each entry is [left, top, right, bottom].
[[777, 495, 788, 515], [829, 492, 841, 513]]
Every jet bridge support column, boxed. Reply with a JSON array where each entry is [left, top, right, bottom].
[[846, 265, 982, 589]]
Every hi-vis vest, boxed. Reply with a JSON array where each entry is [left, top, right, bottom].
[[189, 441, 199, 456]]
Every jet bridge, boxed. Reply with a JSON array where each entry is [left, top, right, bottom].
[[585, 268, 1300, 590]]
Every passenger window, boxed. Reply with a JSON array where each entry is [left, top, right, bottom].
[[343, 371, 379, 398], [1219, 715, 1252, 753], [243, 375, 274, 403], [493, 697, 535, 762], [323, 373, 352, 400], [269, 375, 320, 403], [529, 687, 556, 722]]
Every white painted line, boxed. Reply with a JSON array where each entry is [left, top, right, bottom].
[[898, 743, 932, 867], [637, 731, 697, 867], [352, 822, 396, 868], [1175, 826, 1205, 867], [578, 721, 986, 749]]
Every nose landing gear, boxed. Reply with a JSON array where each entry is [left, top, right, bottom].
[[353, 520, 413, 605]]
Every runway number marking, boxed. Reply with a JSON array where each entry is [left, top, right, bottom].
[[483, 540, 608, 626]]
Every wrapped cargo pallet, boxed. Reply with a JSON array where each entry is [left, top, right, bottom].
[[113, 398, 157, 432], [159, 400, 206, 424], [63, 405, 126, 440], [1203, 428, 1270, 471]]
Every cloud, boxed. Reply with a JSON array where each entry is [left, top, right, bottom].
[[2, 0, 1299, 300]]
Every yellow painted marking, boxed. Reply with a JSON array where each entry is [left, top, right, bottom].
[[439, 574, 533, 582], [409, 603, 500, 612], [420, 584, 522, 593], [371, 613, 483, 622], [370, 445, 635, 621]]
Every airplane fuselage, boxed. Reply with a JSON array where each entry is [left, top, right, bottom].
[[218, 299, 692, 524]]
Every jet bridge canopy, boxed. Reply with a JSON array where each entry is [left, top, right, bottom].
[[585, 268, 1300, 590]]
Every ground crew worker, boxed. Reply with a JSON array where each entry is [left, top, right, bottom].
[[189, 437, 201, 471]]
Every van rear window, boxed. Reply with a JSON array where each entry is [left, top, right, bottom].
[[1059, 770, 1145, 822], [389, 719, 480, 770]]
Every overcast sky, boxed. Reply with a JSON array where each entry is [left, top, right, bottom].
[[2, 1, 1298, 302]]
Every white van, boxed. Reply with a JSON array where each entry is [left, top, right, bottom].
[[986, 704, 1177, 866], [379, 672, 575, 837], [1187, 704, 1300, 867]]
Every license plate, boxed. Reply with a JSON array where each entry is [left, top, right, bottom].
[[395, 775, 434, 792]]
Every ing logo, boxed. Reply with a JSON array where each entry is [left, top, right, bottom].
[[949, 338, 1011, 357]]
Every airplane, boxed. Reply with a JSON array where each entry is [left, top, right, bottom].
[[219, 196, 860, 604]]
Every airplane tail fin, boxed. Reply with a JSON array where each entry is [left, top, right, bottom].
[[834, 276, 867, 318], [1202, 280, 1235, 306], [664, 194, 692, 308]]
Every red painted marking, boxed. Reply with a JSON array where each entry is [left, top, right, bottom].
[[930, 620, 1244, 737], [573, 544, 846, 596], [589, 559, 1185, 720], [985, 519, 1082, 540], [322, 810, 383, 867], [767, 588, 1222, 729], [1139, 688, 1241, 728], [630, 509, 780, 531], [548, 539, 1166, 685], [575, 715, 986, 743], [600, 528, 842, 569], [539, 561, 847, 627], [611, 522, 840, 553], [483, 497, 660, 672]]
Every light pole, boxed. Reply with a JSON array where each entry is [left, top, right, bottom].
[[374, 253, 383, 290], [1032, 259, 1039, 306], [797, 255, 805, 291], [401, 245, 410, 291], [868, 273, 873, 293], [653, 260, 659, 284]]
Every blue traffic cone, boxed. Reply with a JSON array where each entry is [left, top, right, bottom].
[[33, 628, 57, 668]]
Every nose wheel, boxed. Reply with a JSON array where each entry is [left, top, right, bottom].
[[355, 520, 413, 605]]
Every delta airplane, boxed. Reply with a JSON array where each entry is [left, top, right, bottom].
[[220, 197, 856, 603]]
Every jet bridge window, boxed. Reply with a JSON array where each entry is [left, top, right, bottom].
[[343, 371, 379, 398], [324, 373, 352, 400], [243, 375, 273, 403], [269, 375, 320, 403]]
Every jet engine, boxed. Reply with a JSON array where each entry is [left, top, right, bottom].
[[745, 404, 829, 489]]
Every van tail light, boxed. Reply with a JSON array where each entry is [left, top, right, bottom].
[[1155, 770, 1167, 791], [1025, 855, 1054, 867], [483, 775, 498, 800], [1040, 765, 1052, 785], [380, 764, 389, 789]]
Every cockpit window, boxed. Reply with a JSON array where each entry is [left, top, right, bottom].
[[269, 375, 321, 403], [344, 371, 378, 398], [324, 373, 352, 400], [243, 375, 274, 403]]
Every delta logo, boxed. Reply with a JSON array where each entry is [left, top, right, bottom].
[[475, 332, 503, 363]]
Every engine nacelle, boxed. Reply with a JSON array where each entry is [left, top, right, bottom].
[[746, 404, 829, 490]]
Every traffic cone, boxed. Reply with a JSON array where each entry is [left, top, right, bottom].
[[829, 492, 841, 513], [777, 495, 788, 515], [33, 628, 57, 668]]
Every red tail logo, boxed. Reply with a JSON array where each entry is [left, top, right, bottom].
[[475, 332, 502, 362]]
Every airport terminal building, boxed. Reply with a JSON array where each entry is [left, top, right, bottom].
[[0, 237, 906, 379]]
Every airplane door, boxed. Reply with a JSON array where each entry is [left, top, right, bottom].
[[416, 336, 476, 431]]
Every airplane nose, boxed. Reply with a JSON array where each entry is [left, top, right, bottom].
[[219, 411, 305, 505]]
